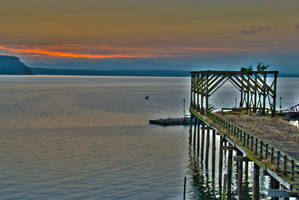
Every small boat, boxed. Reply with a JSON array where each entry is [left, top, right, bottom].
[[145, 96, 149, 100]]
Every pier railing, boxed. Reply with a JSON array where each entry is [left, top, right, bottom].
[[190, 107, 299, 189], [206, 111, 299, 185]]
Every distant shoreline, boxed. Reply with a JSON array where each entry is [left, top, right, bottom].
[[0, 68, 295, 77], [0, 66, 299, 77]]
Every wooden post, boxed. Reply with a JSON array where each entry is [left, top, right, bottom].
[[200, 73, 204, 115], [183, 176, 186, 200], [281, 185, 290, 200], [240, 88, 244, 107], [219, 136, 224, 199], [245, 159, 249, 181], [193, 117, 197, 149], [253, 163, 260, 200], [255, 138, 258, 155], [262, 73, 267, 115], [201, 88, 204, 115], [260, 141, 263, 159], [265, 144, 269, 159], [201, 124, 205, 161], [276, 151, 280, 172], [205, 128, 210, 166], [190, 73, 193, 107], [197, 73, 200, 111], [271, 147, 274, 164], [254, 74, 257, 112], [247, 87, 250, 111], [283, 155, 287, 175], [212, 129, 216, 180], [197, 120, 200, 155], [237, 151, 243, 199], [227, 149, 233, 199], [247, 133, 250, 147], [270, 176, 280, 200], [291, 160, 295, 180], [251, 136, 254, 151], [205, 72, 209, 115], [192, 73, 196, 109], [223, 173, 228, 200], [189, 114, 193, 145], [224, 140, 227, 157], [272, 72, 277, 117]]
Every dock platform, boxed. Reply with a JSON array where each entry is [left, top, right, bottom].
[[189, 70, 299, 199]]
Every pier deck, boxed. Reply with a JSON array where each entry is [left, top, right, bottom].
[[190, 107, 299, 192], [218, 112, 299, 160]]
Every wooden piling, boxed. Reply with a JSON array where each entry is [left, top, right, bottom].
[[205, 128, 210, 166], [219, 136, 224, 199], [227, 149, 233, 199], [212, 129, 216, 180], [189, 114, 193, 145], [276, 151, 280, 172], [253, 163, 260, 200], [193, 118, 197, 149], [245, 159, 249, 181], [183, 176, 186, 200], [201, 124, 205, 161], [237, 151, 243, 199], [197, 120, 200, 155], [270, 176, 280, 200], [223, 173, 228, 200]]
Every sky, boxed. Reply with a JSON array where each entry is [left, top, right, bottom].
[[0, 0, 299, 72]]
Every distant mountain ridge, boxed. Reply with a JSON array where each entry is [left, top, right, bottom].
[[31, 68, 190, 77], [0, 55, 32, 75], [1, 55, 299, 77]]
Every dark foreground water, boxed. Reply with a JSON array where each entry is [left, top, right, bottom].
[[0, 75, 298, 199]]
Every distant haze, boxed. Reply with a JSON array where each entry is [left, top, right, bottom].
[[0, 0, 298, 73]]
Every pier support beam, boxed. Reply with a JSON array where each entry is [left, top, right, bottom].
[[189, 114, 193, 145], [270, 176, 280, 200], [212, 129, 216, 180], [205, 128, 210, 167], [236, 152, 244, 199], [219, 136, 224, 199], [201, 124, 205, 161], [245, 159, 249, 181], [197, 120, 200, 155], [253, 163, 260, 200], [193, 118, 197, 149], [227, 148, 233, 199]]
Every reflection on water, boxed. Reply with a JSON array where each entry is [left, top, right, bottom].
[[0, 75, 298, 199], [185, 125, 277, 200], [187, 146, 218, 200]]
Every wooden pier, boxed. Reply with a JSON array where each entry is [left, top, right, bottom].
[[189, 70, 299, 199]]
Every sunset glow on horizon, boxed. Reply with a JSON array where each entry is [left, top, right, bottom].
[[0, 0, 299, 71]]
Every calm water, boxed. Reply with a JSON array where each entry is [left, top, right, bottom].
[[0, 75, 298, 200]]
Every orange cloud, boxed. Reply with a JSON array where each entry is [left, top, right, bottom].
[[0, 45, 156, 59], [0, 44, 242, 59]]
